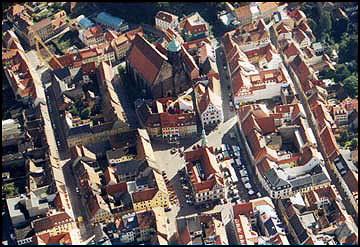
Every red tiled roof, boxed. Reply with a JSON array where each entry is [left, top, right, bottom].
[[183, 20, 207, 35], [276, 22, 291, 35], [197, 87, 220, 114], [233, 5, 252, 19], [178, 223, 191, 244], [233, 202, 253, 218], [341, 98, 358, 113], [242, 115, 259, 137], [83, 25, 103, 39], [181, 46, 199, 78], [185, 147, 222, 188], [255, 116, 275, 135], [2, 49, 18, 60], [132, 188, 158, 203], [298, 21, 311, 33], [284, 42, 302, 59], [81, 62, 97, 74], [298, 146, 315, 165], [104, 30, 118, 41], [256, 158, 273, 176], [293, 29, 308, 43], [343, 170, 358, 194], [238, 105, 254, 122], [7, 4, 25, 18], [222, 32, 236, 55], [193, 174, 223, 193], [156, 11, 178, 23], [232, 71, 251, 96], [79, 48, 98, 60], [33, 212, 73, 233], [289, 9, 306, 23], [183, 37, 211, 51], [106, 182, 128, 196], [124, 27, 144, 41], [160, 112, 195, 128], [258, 2, 278, 14], [37, 232, 72, 245], [127, 34, 167, 84], [247, 129, 263, 155], [290, 55, 315, 85], [320, 126, 339, 161]]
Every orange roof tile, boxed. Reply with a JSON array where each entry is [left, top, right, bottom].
[[320, 126, 339, 161], [156, 11, 178, 23], [233, 5, 252, 19], [132, 188, 158, 203], [127, 34, 167, 83], [33, 212, 73, 233], [258, 2, 278, 14]]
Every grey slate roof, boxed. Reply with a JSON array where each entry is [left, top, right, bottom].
[[62, 88, 85, 102], [289, 215, 308, 243], [115, 159, 148, 175], [311, 173, 330, 185], [264, 168, 290, 189], [200, 57, 218, 75], [264, 218, 278, 236], [289, 175, 312, 191], [53, 67, 71, 81], [67, 124, 92, 136], [187, 216, 202, 234]]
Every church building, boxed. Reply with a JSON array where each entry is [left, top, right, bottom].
[[126, 34, 199, 98]]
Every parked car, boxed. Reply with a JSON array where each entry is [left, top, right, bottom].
[[164, 208, 171, 212]]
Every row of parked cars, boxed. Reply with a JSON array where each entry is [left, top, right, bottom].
[[178, 169, 194, 206], [220, 143, 262, 199]]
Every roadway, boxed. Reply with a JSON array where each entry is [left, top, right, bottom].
[[62, 160, 95, 241], [24, 42, 95, 241]]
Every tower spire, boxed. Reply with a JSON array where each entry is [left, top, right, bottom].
[[201, 124, 208, 148]]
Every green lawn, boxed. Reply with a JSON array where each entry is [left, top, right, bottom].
[[53, 30, 79, 54]]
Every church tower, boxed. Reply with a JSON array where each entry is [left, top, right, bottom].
[[201, 127, 208, 148], [167, 38, 181, 66], [167, 38, 187, 96]]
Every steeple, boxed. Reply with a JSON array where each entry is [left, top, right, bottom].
[[201, 126, 208, 148]]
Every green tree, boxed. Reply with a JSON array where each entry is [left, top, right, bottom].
[[332, 17, 349, 42], [69, 104, 79, 116], [318, 12, 332, 39], [3, 183, 19, 196], [351, 138, 358, 151], [343, 75, 358, 98], [307, 18, 317, 35], [339, 33, 358, 64], [335, 64, 351, 82], [338, 130, 349, 146], [80, 107, 91, 120]]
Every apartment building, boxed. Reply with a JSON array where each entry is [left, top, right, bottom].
[[155, 11, 179, 31], [178, 12, 209, 41], [184, 146, 225, 204], [231, 197, 289, 245], [135, 97, 197, 140], [79, 25, 105, 46]]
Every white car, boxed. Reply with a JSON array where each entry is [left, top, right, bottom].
[[248, 189, 255, 195]]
